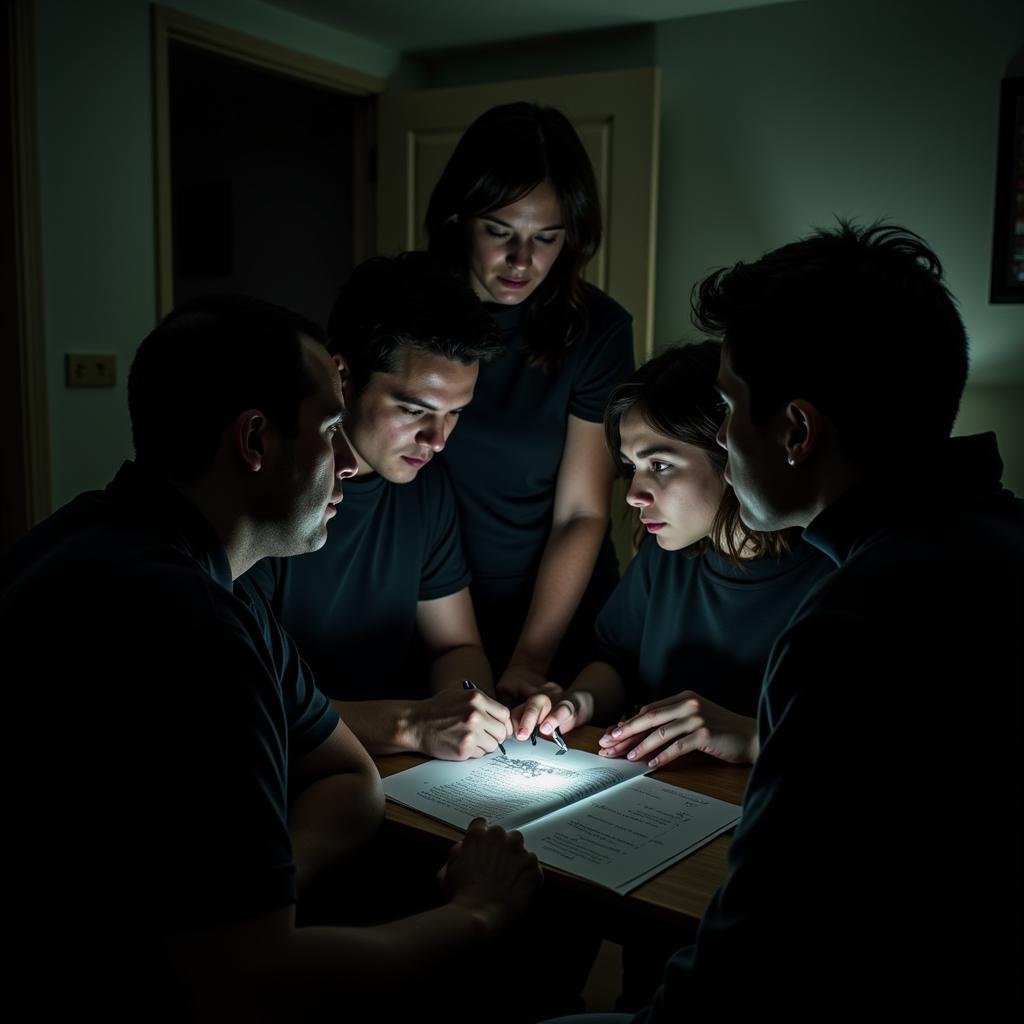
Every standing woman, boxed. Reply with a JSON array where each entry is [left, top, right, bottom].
[[426, 102, 634, 700]]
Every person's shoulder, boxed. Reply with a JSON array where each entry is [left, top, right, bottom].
[[2, 487, 111, 590], [779, 537, 836, 577], [568, 286, 635, 390], [580, 283, 632, 330], [130, 547, 251, 634]]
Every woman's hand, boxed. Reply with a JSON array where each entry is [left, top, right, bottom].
[[510, 689, 593, 742], [598, 690, 758, 767]]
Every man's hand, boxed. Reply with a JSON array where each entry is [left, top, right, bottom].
[[598, 690, 758, 767], [442, 818, 542, 934], [410, 688, 512, 760]]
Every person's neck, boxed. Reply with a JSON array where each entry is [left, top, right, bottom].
[[168, 473, 253, 580]]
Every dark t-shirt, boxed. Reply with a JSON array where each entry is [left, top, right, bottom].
[[4, 462, 338, 1020], [249, 460, 470, 700], [642, 434, 1024, 1018], [595, 538, 834, 717], [443, 285, 635, 676]]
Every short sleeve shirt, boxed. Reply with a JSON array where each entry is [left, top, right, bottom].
[[249, 459, 470, 699]]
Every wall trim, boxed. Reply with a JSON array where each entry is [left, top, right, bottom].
[[6, 0, 51, 534]]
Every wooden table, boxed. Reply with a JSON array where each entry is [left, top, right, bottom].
[[375, 726, 749, 940]]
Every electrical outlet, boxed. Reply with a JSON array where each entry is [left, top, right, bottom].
[[66, 353, 117, 388]]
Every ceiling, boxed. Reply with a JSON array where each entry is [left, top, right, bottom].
[[263, 0, 804, 55]]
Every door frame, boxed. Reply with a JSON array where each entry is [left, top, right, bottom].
[[151, 4, 385, 318], [2, 0, 49, 547]]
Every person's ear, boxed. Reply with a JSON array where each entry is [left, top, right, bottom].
[[234, 409, 268, 472], [782, 399, 821, 467], [333, 354, 354, 404]]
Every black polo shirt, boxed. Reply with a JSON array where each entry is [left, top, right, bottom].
[[5, 461, 338, 1020], [594, 537, 834, 717], [249, 459, 470, 700]]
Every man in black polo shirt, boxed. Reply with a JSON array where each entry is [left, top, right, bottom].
[[628, 223, 1022, 1019], [252, 253, 514, 760], [5, 296, 541, 1020]]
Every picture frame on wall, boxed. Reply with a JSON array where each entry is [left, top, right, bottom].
[[990, 76, 1023, 303]]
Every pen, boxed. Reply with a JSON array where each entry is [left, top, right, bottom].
[[530, 722, 567, 754], [462, 678, 507, 756], [552, 726, 568, 755]]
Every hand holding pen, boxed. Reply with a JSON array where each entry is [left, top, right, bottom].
[[531, 722, 568, 755], [510, 689, 584, 751], [462, 679, 508, 756], [410, 684, 512, 761]]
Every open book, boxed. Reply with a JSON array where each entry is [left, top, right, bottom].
[[382, 737, 741, 894]]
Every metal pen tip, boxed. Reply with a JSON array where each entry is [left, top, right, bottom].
[[553, 726, 568, 754]]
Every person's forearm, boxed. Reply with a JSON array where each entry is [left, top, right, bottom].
[[510, 514, 607, 674], [296, 898, 494, 976], [430, 643, 493, 695], [289, 771, 384, 895], [177, 901, 499, 1022], [565, 660, 628, 727], [332, 699, 422, 755]]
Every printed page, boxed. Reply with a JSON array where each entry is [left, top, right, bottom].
[[518, 776, 741, 894], [382, 737, 649, 831]]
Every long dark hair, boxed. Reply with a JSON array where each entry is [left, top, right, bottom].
[[425, 102, 601, 369], [604, 341, 792, 564]]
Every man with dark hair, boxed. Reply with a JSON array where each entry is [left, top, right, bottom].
[[252, 252, 514, 760], [5, 294, 541, 1021], [627, 222, 1023, 1019]]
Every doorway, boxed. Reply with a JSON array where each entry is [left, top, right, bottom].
[[152, 5, 382, 323], [169, 42, 359, 326]]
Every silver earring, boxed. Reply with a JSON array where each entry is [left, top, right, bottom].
[[787, 455, 796, 467]]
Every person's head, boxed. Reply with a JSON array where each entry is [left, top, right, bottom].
[[128, 293, 356, 555], [327, 251, 503, 483], [425, 102, 602, 367], [604, 342, 788, 561], [696, 220, 969, 531]]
